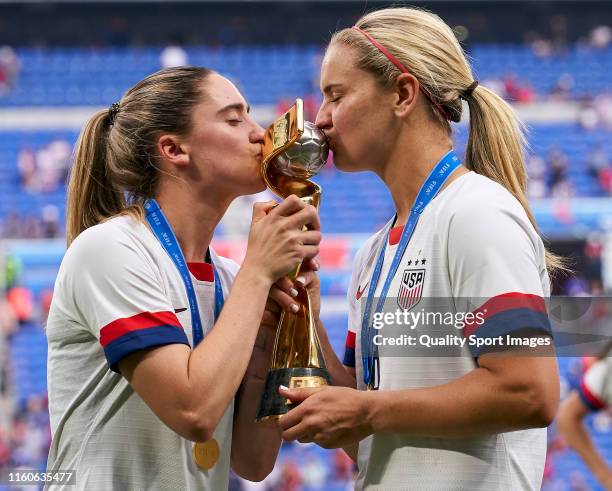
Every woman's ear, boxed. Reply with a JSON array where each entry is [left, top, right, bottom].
[[394, 73, 419, 118], [157, 134, 190, 168]]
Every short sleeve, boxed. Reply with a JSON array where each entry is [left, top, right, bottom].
[[65, 226, 190, 372], [448, 200, 552, 357], [343, 236, 382, 369], [343, 263, 361, 369], [578, 360, 611, 411]]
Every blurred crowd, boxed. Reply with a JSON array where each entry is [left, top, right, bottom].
[[236, 444, 355, 491], [0, 46, 20, 96], [0, 277, 53, 473], [0, 207, 62, 240], [526, 21, 611, 59], [17, 139, 71, 194], [3, 136, 612, 239]]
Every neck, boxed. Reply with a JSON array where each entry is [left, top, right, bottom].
[[154, 180, 234, 263], [378, 129, 456, 226]]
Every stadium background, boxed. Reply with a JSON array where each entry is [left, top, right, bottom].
[[0, 0, 611, 489]]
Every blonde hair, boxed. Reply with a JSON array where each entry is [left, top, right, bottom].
[[66, 67, 213, 246], [330, 7, 564, 273]]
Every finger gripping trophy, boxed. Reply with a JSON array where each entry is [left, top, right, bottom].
[[256, 98, 331, 421]]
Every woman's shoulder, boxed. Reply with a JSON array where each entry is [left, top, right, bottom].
[[445, 172, 533, 226], [452, 172, 521, 205], [443, 172, 545, 258], [352, 224, 391, 270], [65, 214, 150, 263]]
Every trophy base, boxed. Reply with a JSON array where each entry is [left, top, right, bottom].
[[256, 367, 331, 421]]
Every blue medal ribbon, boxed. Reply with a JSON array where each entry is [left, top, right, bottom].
[[361, 150, 462, 388], [144, 199, 224, 346]]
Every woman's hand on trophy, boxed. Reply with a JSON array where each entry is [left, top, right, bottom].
[[262, 258, 320, 328], [242, 195, 321, 285], [296, 257, 321, 320], [264, 258, 321, 319], [277, 386, 374, 449]]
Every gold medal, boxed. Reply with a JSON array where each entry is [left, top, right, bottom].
[[192, 438, 219, 470]]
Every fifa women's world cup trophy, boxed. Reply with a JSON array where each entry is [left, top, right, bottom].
[[256, 98, 331, 421]]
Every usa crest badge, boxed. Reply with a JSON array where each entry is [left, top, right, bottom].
[[398, 269, 425, 311]]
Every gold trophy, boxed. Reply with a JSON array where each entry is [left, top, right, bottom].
[[256, 98, 331, 421]]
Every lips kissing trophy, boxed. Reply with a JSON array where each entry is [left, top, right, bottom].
[[256, 98, 331, 421]]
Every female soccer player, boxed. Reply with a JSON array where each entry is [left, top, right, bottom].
[[274, 7, 561, 490], [557, 343, 612, 489], [45, 67, 321, 490]]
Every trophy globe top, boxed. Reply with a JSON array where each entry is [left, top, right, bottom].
[[261, 100, 329, 204]]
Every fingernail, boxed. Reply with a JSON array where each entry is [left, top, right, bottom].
[[289, 288, 298, 297], [290, 304, 299, 313], [295, 276, 306, 286], [314, 259, 321, 270], [279, 385, 289, 391]]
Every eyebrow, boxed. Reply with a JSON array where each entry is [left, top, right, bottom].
[[217, 102, 250, 115], [321, 83, 344, 95]]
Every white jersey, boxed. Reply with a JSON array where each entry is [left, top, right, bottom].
[[578, 358, 612, 411], [343, 172, 552, 491], [46, 215, 238, 491]]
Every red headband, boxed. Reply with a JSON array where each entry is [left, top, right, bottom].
[[352, 26, 451, 121]]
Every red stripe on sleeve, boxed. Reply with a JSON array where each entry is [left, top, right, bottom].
[[580, 379, 606, 410], [463, 292, 547, 337], [345, 330, 356, 349], [480, 293, 546, 318], [100, 311, 183, 347]]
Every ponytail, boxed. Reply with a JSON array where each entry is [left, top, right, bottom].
[[465, 86, 567, 273], [66, 110, 125, 246]]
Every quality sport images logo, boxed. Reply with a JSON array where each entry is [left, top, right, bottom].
[[398, 268, 426, 311]]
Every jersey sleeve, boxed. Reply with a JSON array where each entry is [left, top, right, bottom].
[[578, 360, 611, 411], [66, 226, 190, 373], [343, 262, 361, 368], [448, 199, 552, 357], [343, 244, 370, 369], [344, 235, 382, 368]]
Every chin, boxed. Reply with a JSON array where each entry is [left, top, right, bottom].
[[241, 176, 267, 196], [332, 154, 358, 173]]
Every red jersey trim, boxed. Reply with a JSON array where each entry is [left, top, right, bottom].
[[187, 262, 214, 282], [345, 330, 356, 349], [100, 310, 183, 347], [579, 378, 606, 411], [388, 225, 404, 246]]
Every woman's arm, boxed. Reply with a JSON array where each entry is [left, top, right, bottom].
[[314, 317, 357, 389], [118, 198, 321, 443], [119, 269, 271, 443], [365, 353, 559, 436], [278, 353, 559, 448], [230, 323, 281, 481], [557, 392, 612, 489]]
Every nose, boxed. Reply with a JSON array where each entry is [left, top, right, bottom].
[[315, 103, 332, 131], [250, 123, 265, 145]]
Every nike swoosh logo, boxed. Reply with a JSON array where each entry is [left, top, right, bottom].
[[356, 283, 368, 300], [174, 307, 188, 314]]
